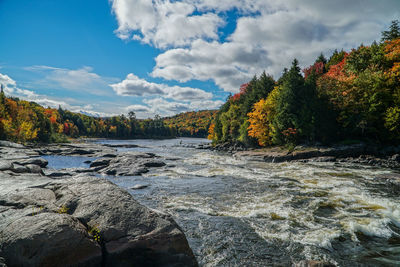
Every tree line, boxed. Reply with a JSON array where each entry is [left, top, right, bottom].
[[0, 90, 215, 143], [209, 21, 400, 147]]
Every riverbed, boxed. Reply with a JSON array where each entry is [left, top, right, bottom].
[[46, 138, 400, 266]]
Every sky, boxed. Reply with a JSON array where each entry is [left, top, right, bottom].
[[0, 0, 399, 118]]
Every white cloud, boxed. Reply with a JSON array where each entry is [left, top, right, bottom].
[[0, 73, 17, 94], [111, 0, 224, 48], [25, 65, 115, 96], [111, 0, 400, 93], [125, 104, 150, 113], [110, 73, 213, 101]]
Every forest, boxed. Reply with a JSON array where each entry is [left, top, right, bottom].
[[208, 21, 400, 148], [0, 91, 215, 143], [163, 110, 217, 137]]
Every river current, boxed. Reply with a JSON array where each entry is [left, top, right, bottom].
[[46, 138, 400, 266]]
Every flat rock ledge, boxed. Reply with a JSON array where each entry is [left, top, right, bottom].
[[0, 142, 197, 267], [234, 144, 400, 169], [0, 174, 197, 267]]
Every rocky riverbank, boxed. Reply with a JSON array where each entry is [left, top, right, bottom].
[[209, 142, 400, 169], [0, 141, 197, 267]]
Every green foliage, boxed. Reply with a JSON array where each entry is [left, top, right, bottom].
[[210, 23, 400, 147], [381, 20, 400, 42], [0, 93, 217, 143]]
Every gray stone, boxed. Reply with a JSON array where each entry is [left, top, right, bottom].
[[0, 162, 13, 171], [0, 174, 197, 266], [89, 158, 111, 168], [99, 152, 165, 176], [15, 157, 48, 167], [0, 141, 25, 148], [294, 260, 335, 267], [26, 164, 43, 174], [11, 164, 29, 173], [143, 160, 166, 167], [1, 212, 102, 266]]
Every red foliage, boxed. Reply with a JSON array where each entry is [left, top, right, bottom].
[[303, 62, 324, 79], [232, 83, 249, 101], [282, 128, 297, 136]]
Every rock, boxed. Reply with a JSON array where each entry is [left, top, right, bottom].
[[309, 156, 336, 162], [43, 170, 72, 178], [0, 141, 25, 148], [15, 157, 48, 168], [130, 184, 150, 190], [104, 144, 139, 148], [101, 153, 117, 158], [294, 260, 335, 267], [84, 160, 92, 164], [11, 164, 29, 173], [1, 213, 102, 266], [143, 160, 166, 167], [26, 164, 43, 174], [391, 154, 400, 162], [0, 174, 197, 266], [99, 152, 165, 176], [89, 158, 111, 168], [0, 162, 13, 171]]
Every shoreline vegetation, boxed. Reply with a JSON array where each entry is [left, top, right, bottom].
[[0, 89, 216, 143], [208, 21, 400, 152]]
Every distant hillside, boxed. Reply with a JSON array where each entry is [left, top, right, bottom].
[[0, 90, 217, 143], [163, 110, 217, 138]]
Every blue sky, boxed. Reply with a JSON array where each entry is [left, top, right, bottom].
[[0, 0, 399, 118]]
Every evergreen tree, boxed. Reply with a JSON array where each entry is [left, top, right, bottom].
[[381, 20, 400, 42]]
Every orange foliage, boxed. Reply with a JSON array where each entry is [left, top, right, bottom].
[[384, 38, 400, 84]]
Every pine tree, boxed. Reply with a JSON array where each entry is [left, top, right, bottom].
[[381, 20, 400, 42]]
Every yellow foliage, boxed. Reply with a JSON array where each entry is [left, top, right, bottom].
[[247, 86, 280, 146], [18, 121, 38, 142]]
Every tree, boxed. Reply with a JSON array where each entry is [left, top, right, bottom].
[[272, 59, 305, 144], [381, 20, 400, 42]]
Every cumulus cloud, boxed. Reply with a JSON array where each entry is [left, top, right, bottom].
[[0, 73, 17, 94], [111, 0, 224, 48], [111, 0, 400, 92], [110, 73, 213, 101]]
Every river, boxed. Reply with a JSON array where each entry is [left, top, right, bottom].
[[45, 138, 400, 266]]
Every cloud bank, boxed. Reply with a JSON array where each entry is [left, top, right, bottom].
[[111, 0, 400, 92]]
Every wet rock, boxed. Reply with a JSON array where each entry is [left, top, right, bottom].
[[130, 184, 150, 190], [103, 144, 139, 148], [294, 260, 335, 267], [43, 170, 72, 178], [143, 160, 166, 167], [101, 153, 117, 158], [89, 158, 111, 168], [99, 152, 165, 176], [308, 156, 336, 162], [15, 157, 48, 168]]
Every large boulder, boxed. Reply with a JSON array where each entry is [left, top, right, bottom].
[[0, 174, 197, 266], [99, 152, 166, 176]]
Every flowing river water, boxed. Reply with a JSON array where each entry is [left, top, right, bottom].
[[45, 138, 400, 266]]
